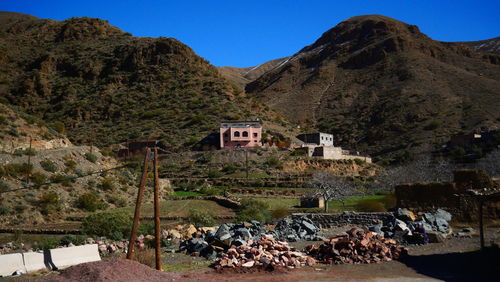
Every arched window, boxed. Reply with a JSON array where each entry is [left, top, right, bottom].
[[234, 131, 240, 137], [242, 131, 248, 137]]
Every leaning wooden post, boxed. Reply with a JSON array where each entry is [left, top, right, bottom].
[[127, 147, 151, 260], [153, 147, 162, 270], [479, 199, 485, 251], [26, 136, 32, 184]]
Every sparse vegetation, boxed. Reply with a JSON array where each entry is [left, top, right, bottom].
[[84, 153, 98, 163], [188, 208, 216, 227], [40, 160, 58, 173], [77, 193, 105, 212], [236, 199, 271, 223], [99, 177, 116, 191], [81, 212, 132, 240], [37, 192, 61, 215]]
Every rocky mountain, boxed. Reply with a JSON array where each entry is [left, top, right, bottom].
[[246, 15, 500, 162], [0, 12, 284, 149], [460, 37, 500, 54], [218, 57, 290, 89]]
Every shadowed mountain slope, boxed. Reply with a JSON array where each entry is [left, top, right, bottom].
[[246, 15, 500, 160]]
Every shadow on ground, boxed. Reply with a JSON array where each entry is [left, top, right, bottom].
[[401, 247, 500, 281]]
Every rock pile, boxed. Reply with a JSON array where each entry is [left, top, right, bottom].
[[273, 217, 324, 241], [215, 234, 316, 269], [368, 208, 453, 243], [179, 218, 322, 258], [305, 228, 408, 264]]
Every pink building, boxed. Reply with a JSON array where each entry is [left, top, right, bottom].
[[220, 121, 262, 149]]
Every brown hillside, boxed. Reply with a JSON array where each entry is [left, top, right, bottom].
[[459, 37, 500, 54], [0, 12, 284, 148], [246, 15, 500, 161], [218, 57, 290, 89]]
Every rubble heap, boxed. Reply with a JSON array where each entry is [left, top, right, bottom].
[[180, 218, 322, 258], [305, 228, 408, 264], [369, 208, 452, 243], [273, 217, 324, 241], [215, 234, 316, 269]]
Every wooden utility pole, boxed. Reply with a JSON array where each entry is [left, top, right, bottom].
[[245, 149, 249, 179], [127, 148, 151, 260], [479, 200, 485, 251], [26, 136, 32, 184], [153, 147, 162, 270]]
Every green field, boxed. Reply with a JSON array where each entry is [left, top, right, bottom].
[[115, 200, 235, 217], [245, 194, 395, 213]]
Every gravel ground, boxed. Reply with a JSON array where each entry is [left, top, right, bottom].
[[4, 227, 499, 281]]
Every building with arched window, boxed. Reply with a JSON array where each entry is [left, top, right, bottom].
[[219, 121, 262, 149]]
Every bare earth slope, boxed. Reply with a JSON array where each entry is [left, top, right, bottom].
[[246, 15, 500, 159], [218, 57, 290, 89], [460, 37, 500, 54]]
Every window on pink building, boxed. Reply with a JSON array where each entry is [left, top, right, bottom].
[[253, 133, 258, 137], [242, 131, 248, 137], [234, 131, 240, 137]]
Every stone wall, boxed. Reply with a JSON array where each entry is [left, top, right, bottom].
[[291, 212, 395, 228], [395, 169, 500, 221]]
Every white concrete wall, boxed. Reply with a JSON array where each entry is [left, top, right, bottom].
[[0, 253, 26, 277]]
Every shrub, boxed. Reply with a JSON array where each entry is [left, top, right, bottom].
[[290, 149, 307, 156], [59, 235, 86, 246], [0, 206, 10, 215], [379, 194, 397, 209], [77, 193, 105, 212], [50, 173, 74, 186], [0, 180, 10, 192], [271, 206, 289, 220], [100, 177, 116, 191], [199, 186, 221, 196], [30, 172, 47, 185], [34, 236, 60, 250], [81, 212, 132, 240], [64, 158, 77, 171], [265, 157, 283, 169], [40, 160, 58, 173], [14, 205, 27, 213], [424, 121, 440, 130], [207, 169, 222, 178], [355, 198, 386, 212], [50, 121, 66, 134], [353, 158, 365, 165], [236, 199, 271, 223], [37, 192, 61, 215], [222, 164, 238, 174], [84, 153, 98, 163], [188, 209, 216, 227], [106, 194, 127, 207], [130, 247, 155, 268], [138, 222, 155, 236]]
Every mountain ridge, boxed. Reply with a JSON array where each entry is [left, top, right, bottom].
[[0, 11, 287, 149], [245, 15, 500, 161]]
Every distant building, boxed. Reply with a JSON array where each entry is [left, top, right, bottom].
[[220, 121, 262, 150], [117, 139, 158, 158], [297, 133, 334, 146], [295, 132, 371, 163]]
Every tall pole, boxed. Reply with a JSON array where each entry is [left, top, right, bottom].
[[26, 136, 32, 184], [245, 149, 249, 179], [126, 148, 151, 260], [153, 147, 162, 270], [479, 199, 485, 251]]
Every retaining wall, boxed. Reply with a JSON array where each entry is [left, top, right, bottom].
[[292, 212, 395, 228]]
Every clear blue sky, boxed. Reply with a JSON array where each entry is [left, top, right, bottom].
[[3, 0, 499, 67]]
